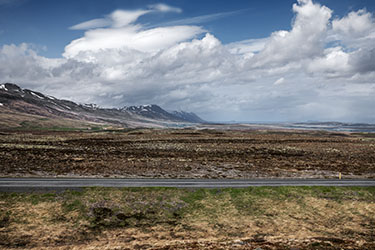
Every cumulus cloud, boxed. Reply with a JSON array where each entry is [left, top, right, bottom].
[[250, 0, 332, 68], [226, 38, 268, 55], [332, 9, 374, 37], [305, 7, 375, 78], [1, 0, 375, 122]]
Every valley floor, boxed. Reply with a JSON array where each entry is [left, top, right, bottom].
[[0, 128, 375, 179]]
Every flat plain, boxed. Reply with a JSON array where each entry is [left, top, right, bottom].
[[0, 128, 375, 179]]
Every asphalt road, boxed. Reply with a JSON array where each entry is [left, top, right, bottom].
[[0, 178, 374, 192]]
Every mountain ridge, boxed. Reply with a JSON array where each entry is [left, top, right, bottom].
[[0, 83, 205, 129]]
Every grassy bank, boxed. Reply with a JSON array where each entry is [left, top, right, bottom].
[[1, 187, 375, 249]]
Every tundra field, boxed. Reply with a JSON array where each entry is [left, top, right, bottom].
[[0, 128, 375, 178], [1, 128, 375, 249]]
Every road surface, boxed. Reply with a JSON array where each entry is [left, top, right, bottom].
[[0, 178, 374, 192]]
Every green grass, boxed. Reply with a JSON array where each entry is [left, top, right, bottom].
[[1, 187, 375, 233], [2, 186, 374, 206], [1, 186, 375, 248], [352, 132, 375, 138]]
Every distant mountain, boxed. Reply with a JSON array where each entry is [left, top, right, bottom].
[[0, 83, 205, 129], [171, 111, 206, 123], [277, 121, 375, 133], [123, 104, 184, 122]]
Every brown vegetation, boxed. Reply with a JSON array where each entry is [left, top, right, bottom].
[[1, 187, 375, 249], [1, 128, 375, 178]]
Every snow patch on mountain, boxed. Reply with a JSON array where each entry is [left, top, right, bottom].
[[0, 84, 7, 91], [30, 91, 45, 99], [46, 95, 57, 100]]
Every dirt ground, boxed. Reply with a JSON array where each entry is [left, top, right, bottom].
[[0, 128, 375, 178]]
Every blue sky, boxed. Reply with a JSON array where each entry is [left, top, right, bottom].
[[0, 0, 375, 122], [1, 0, 374, 57]]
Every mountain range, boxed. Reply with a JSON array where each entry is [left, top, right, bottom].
[[0, 83, 205, 130]]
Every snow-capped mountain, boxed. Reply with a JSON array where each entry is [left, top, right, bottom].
[[122, 104, 185, 122], [0, 83, 205, 129]]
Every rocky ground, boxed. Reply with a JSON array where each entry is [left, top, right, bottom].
[[0, 128, 375, 178]]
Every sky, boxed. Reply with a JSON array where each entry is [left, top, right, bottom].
[[0, 0, 375, 122]]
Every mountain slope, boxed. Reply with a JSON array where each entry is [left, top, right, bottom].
[[123, 105, 185, 122], [171, 111, 206, 123], [0, 83, 205, 129]]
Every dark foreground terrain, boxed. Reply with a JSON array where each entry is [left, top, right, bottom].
[[1, 187, 375, 249], [0, 128, 375, 178]]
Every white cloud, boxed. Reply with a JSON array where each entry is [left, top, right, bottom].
[[111, 10, 151, 28], [306, 47, 350, 77], [1, 0, 375, 122], [155, 10, 241, 27], [64, 25, 204, 59], [148, 3, 182, 13], [64, 9, 204, 59], [70, 4, 182, 30], [332, 9, 374, 36], [69, 10, 150, 30], [251, 0, 332, 68], [306, 8, 375, 79], [274, 77, 285, 85], [226, 38, 268, 56], [69, 18, 112, 30], [330, 9, 375, 53]]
